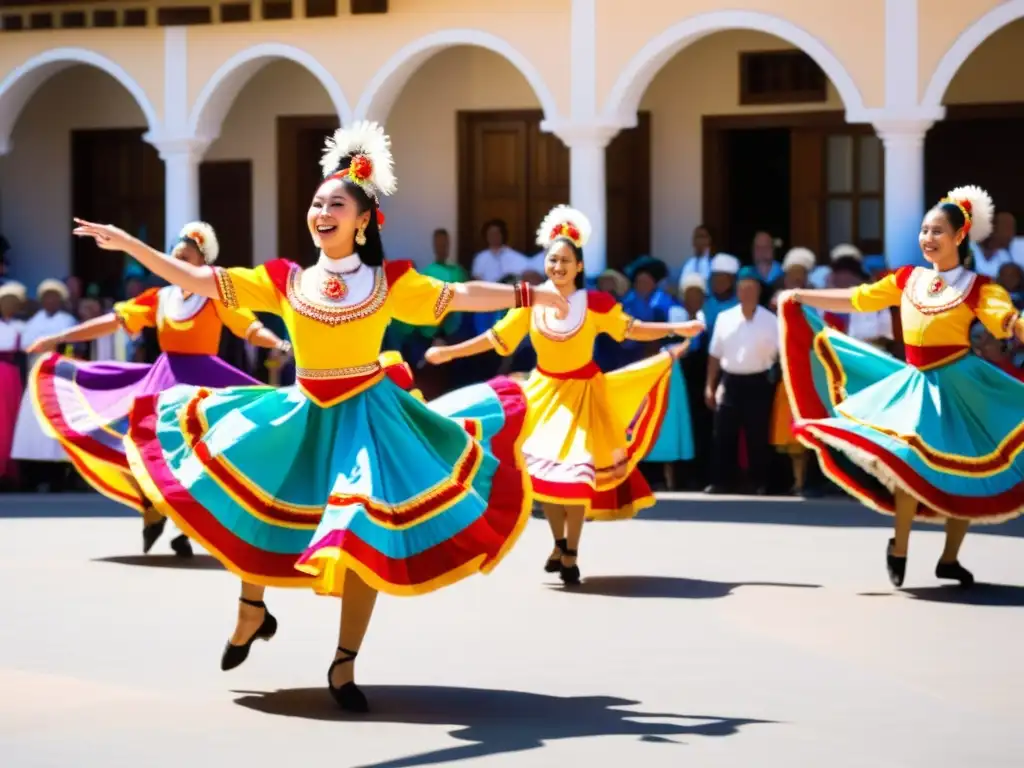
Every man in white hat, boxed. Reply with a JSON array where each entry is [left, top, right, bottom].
[[10, 279, 76, 489], [701, 253, 741, 334]]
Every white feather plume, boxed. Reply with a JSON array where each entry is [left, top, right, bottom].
[[535, 205, 592, 248], [178, 221, 220, 265], [319, 120, 397, 197], [945, 185, 994, 243]]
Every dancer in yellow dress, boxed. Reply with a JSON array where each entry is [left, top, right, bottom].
[[426, 206, 704, 584]]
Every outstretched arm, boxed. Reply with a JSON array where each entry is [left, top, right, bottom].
[[25, 313, 120, 355], [73, 219, 217, 299], [425, 332, 494, 364], [626, 319, 705, 342], [786, 288, 856, 312], [448, 281, 568, 316]]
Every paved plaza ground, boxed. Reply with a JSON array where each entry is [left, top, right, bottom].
[[2, 492, 1023, 767]]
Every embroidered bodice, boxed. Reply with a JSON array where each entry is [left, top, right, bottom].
[[488, 289, 634, 374], [214, 258, 453, 405], [114, 285, 261, 356], [851, 265, 1019, 369]]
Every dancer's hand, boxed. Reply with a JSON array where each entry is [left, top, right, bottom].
[[72, 218, 134, 252], [611, 448, 628, 480], [26, 336, 59, 355], [672, 320, 705, 338], [666, 341, 690, 360], [704, 385, 717, 411], [532, 284, 569, 319], [424, 346, 452, 365], [776, 289, 801, 305]]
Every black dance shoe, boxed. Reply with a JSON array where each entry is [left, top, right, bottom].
[[886, 538, 907, 588], [170, 534, 193, 558], [935, 560, 975, 588], [142, 517, 166, 554], [560, 547, 581, 586], [328, 646, 369, 713], [545, 538, 567, 573], [221, 597, 278, 671]]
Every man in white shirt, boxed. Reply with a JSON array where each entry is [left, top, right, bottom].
[[704, 266, 780, 494], [471, 219, 530, 282]]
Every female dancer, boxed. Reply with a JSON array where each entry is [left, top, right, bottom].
[[26, 223, 288, 556], [73, 121, 569, 712], [0, 280, 26, 488], [779, 185, 1024, 587], [426, 206, 704, 584]]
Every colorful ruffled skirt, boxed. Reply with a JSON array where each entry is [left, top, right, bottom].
[[124, 376, 530, 596], [0, 358, 22, 480], [31, 352, 257, 511], [780, 300, 1024, 522], [521, 352, 673, 520], [645, 357, 695, 463]]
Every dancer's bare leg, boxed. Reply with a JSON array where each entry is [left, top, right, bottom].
[[330, 569, 379, 688], [231, 582, 267, 644], [940, 518, 970, 563], [543, 503, 567, 560], [891, 489, 917, 557], [562, 504, 586, 569], [790, 450, 809, 493]]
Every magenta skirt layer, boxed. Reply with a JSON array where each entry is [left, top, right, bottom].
[[0, 361, 22, 480], [32, 352, 259, 510]]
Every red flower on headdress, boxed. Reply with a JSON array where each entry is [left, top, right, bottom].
[[550, 222, 581, 244], [348, 154, 373, 183], [188, 231, 205, 245], [376, 209, 386, 231]]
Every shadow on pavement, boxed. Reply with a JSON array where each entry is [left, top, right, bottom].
[[547, 575, 820, 599], [92, 554, 224, 570], [861, 583, 1024, 606], [233, 685, 770, 766]]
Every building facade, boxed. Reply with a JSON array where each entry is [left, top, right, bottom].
[[0, 0, 1020, 291]]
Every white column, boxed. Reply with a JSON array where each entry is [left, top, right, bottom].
[[874, 120, 932, 269], [549, 125, 619, 276], [148, 138, 208, 247]]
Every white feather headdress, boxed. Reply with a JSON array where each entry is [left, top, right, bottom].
[[942, 185, 994, 243], [319, 121, 397, 199], [178, 221, 220, 265], [535, 205, 592, 249]]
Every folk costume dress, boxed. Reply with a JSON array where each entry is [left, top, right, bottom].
[[780, 264, 1024, 522], [124, 255, 531, 596], [487, 287, 673, 520], [30, 285, 262, 511]]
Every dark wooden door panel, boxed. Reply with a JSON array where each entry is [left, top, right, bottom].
[[200, 160, 253, 269], [605, 112, 651, 270], [277, 115, 340, 267], [789, 127, 824, 252]]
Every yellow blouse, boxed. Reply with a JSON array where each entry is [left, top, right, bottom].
[[214, 259, 452, 405], [114, 287, 261, 355], [851, 266, 1019, 368], [487, 290, 633, 375]]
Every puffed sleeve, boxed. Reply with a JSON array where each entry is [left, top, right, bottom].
[[385, 261, 455, 326], [212, 264, 284, 314], [487, 308, 530, 357], [972, 281, 1020, 340], [589, 291, 635, 342], [850, 267, 911, 312], [213, 301, 263, 340], [113, 287, 160, 335]]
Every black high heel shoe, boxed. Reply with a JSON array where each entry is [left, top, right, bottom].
[[935, 560, 974, 588], [328, 646, 368, 713], [221, 597, 277, 671], [142, 517, 166, 554], [545, 538, 567, 573], [170, 534, 193, 558], [560, 547, 581, 586], [886, 537, 907, 588]]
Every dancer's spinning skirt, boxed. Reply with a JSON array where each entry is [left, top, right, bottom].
[[646, 356, 695, 463], [124, 376, 530, 596], [521, 352, 673, 520], [781, 301, 1024, 522], [31, 352, 257, 511]]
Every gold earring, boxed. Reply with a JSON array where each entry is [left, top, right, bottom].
[[355, 224, 367, 247]]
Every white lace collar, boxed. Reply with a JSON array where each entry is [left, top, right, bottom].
[[299, 251, 375, 306], [534, 284, 587, 337], [158, 285, 208, 322]]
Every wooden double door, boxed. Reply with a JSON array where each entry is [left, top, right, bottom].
[[457, 110, 651, 270], [71, 129, 253, 294]]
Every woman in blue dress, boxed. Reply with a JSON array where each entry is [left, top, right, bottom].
[[779, 185, 1024, 588], [72, 122, 571, 712]]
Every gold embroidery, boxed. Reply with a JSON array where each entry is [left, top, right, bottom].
[[214, 267, 239, 310], [434, 283, 454, 319], [286, 265, 387, 326], [905, 268, 975, 315], [296, 362, 382, 379]]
